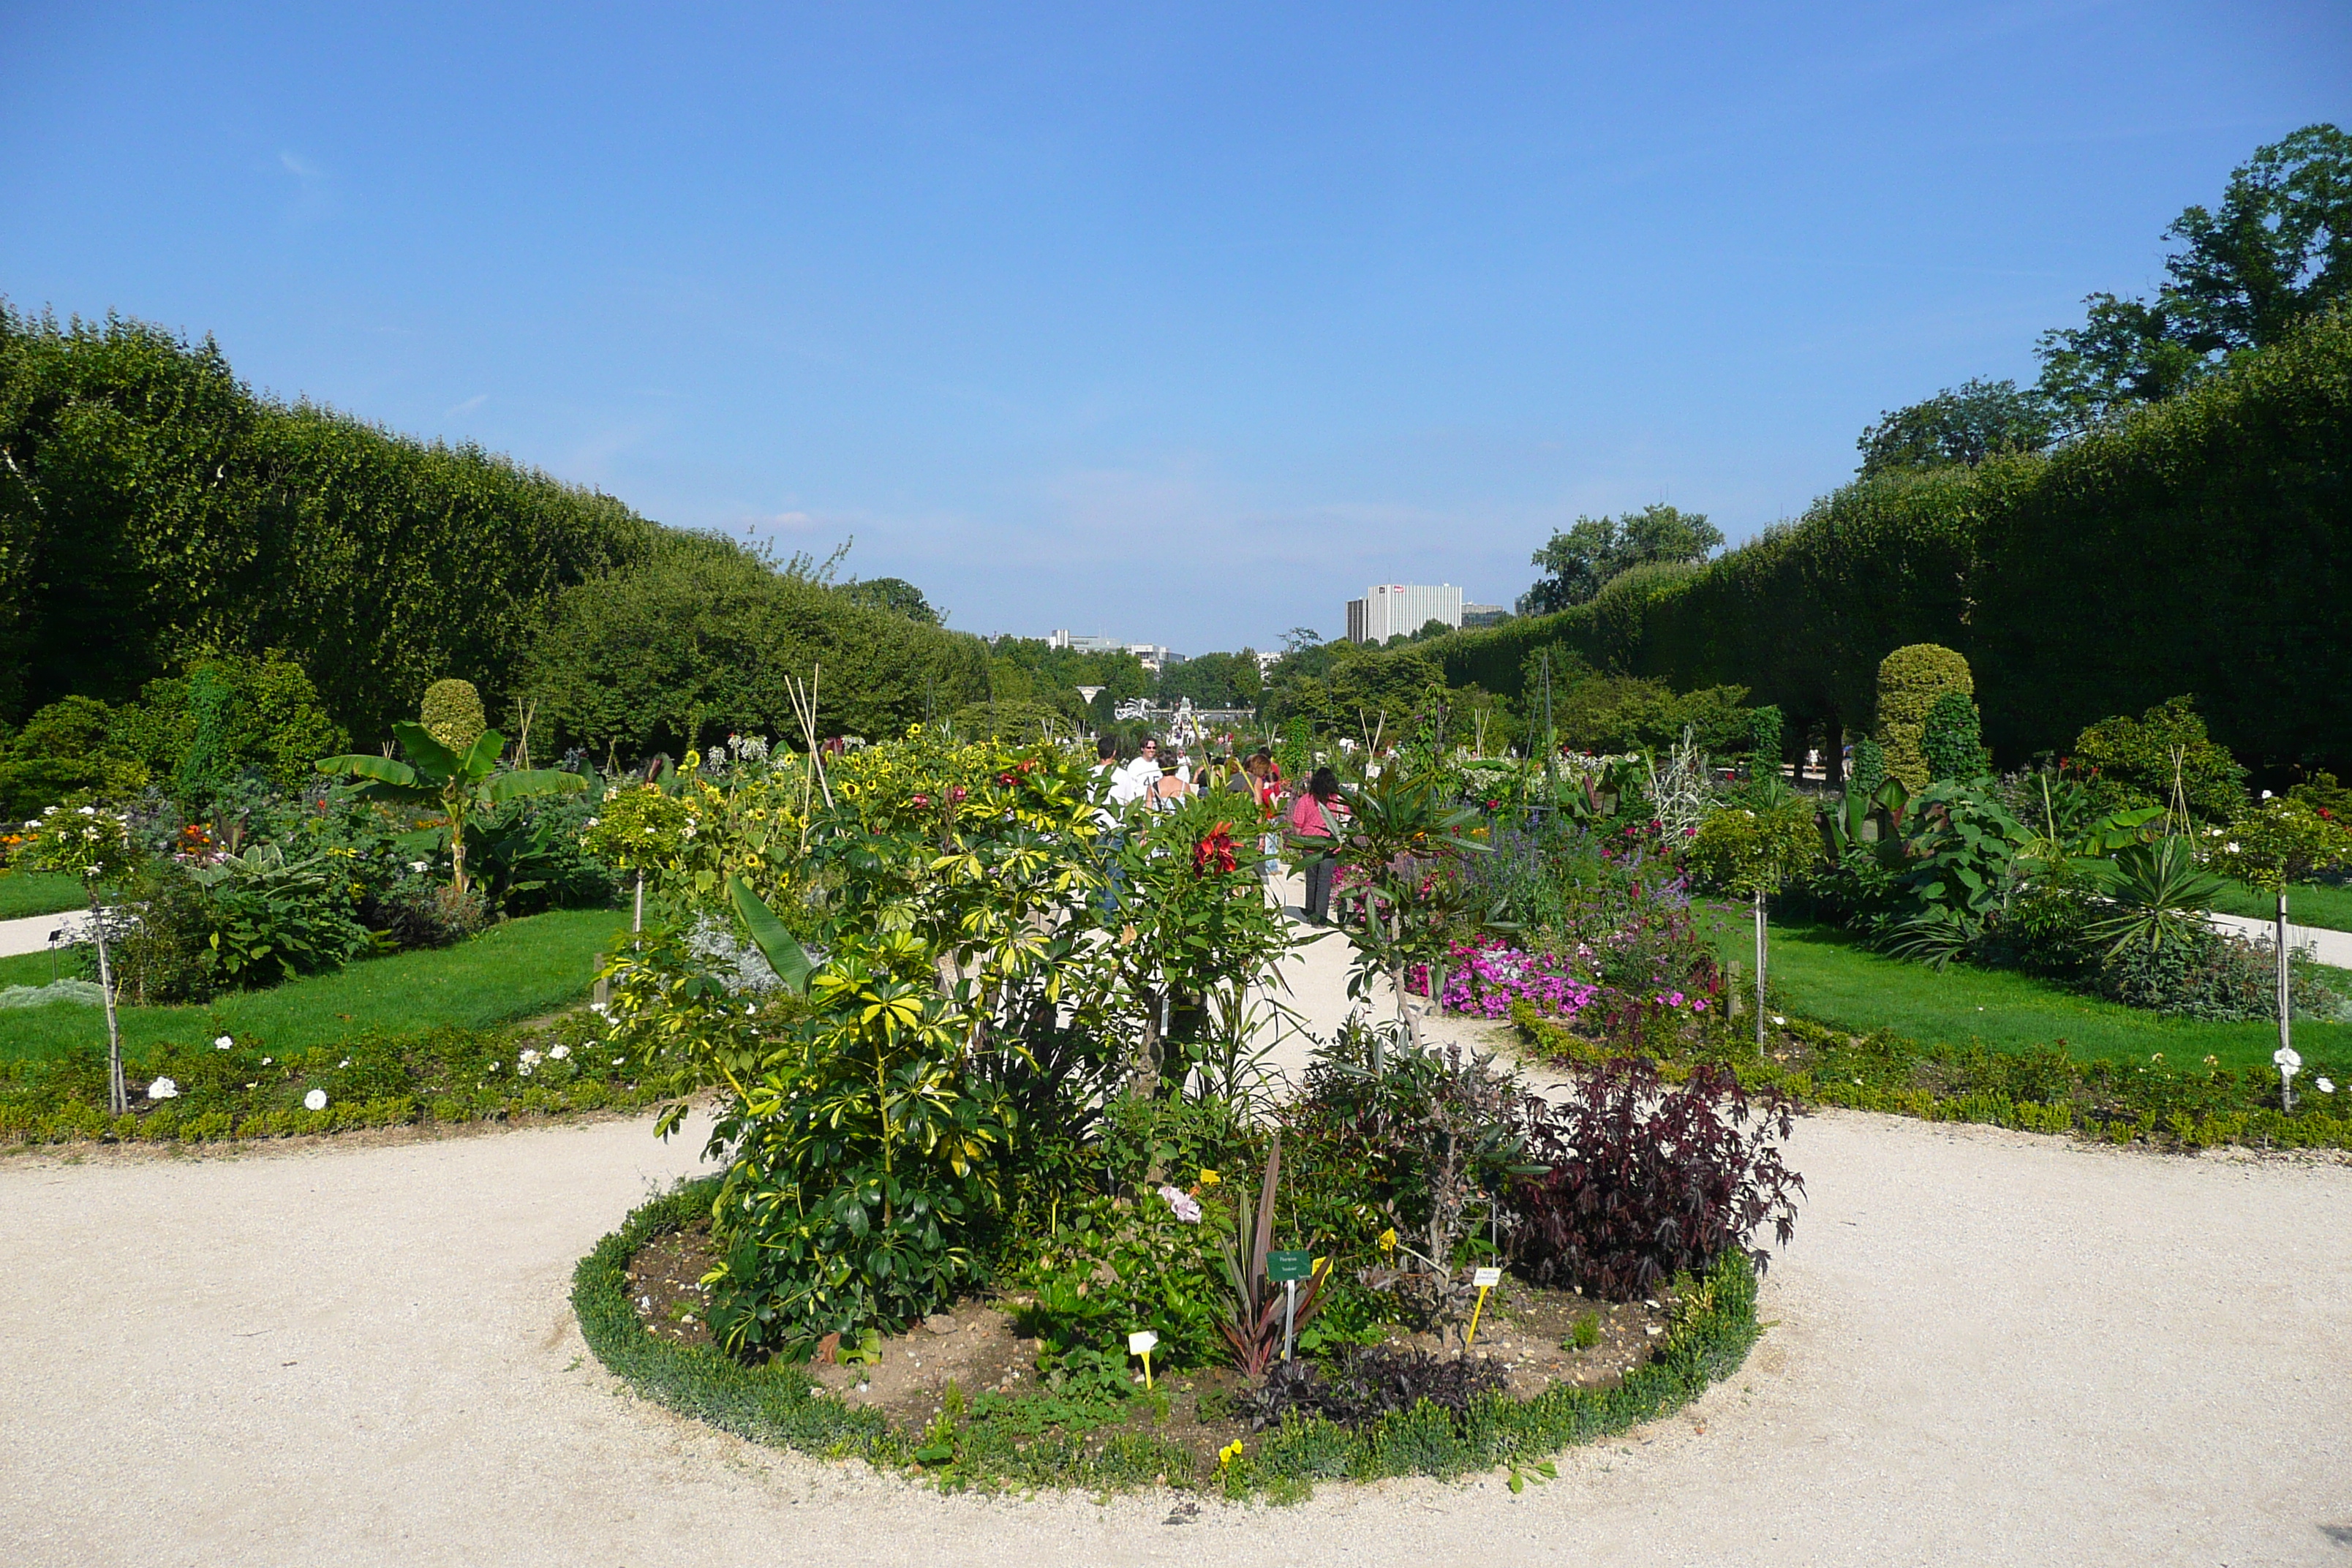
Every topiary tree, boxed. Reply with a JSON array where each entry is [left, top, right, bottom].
[[1686, 800, 1821, 1048], [1874, 644, 1972, 792], [419, 678, 487, 755], [1921, 689, 1986, 782]]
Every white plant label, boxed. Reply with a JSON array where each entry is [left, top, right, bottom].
[[1471, 1267, 1503, 1289], [1127, 1330, 1159, 1356]]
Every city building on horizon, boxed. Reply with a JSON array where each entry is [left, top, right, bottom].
[[1461, 603, 1508, 629], [1047, 629, 1183, 674], [1344, 583, 1463, 644]]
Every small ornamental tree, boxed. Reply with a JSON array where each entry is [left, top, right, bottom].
[[1686, 800, 1820, 1046], [10, 802, 142, 1113], [2204, 799, 2352, 1065], [581, 778, 699, 932]]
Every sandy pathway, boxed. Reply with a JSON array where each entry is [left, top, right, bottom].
[[4, 895, 2349, 1564]]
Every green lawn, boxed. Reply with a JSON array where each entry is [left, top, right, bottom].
[[1703, 910, 2351, 1076], [0, 872, 90, 921], [2210, 878, 2352, 932], [0, 907, 625, 1067]]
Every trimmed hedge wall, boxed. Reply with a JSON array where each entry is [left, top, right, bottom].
[[1426, 313, 2352, 768]]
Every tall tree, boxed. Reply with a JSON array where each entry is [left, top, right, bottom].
[[2037, 124, 2351, 431], [1518, 503, 1722, 615], [1856, 378, 2054, 475]]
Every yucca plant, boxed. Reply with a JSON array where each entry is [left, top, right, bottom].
[[2087, 835, 2227, 958]]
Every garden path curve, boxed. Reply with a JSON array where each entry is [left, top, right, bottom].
[[4, 900, 2349, 1566]]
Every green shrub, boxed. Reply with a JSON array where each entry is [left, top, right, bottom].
[[1874, 644, 1972, 791], [2072, 696, 2246, 822], [1921, 690, 1985, 782], [1847, 736, 1886, 797], [2092, 926, 2342, 1022], [0, 696, 148, 818]]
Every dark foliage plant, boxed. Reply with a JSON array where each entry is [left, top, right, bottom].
[[1235, 1346, 1508, 1432], [1507, 1058, 1802, 1301]]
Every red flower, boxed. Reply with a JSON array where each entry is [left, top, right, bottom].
[[1191, 825, 1239, 876], [911, 794, 930, 808], [950, 785, 968, 803]]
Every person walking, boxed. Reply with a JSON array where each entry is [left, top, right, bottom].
[[1287, 766, 1346, 924]]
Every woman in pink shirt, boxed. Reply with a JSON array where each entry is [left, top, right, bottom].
[[1287, 766, 1345, 925]]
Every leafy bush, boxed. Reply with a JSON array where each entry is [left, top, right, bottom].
[[2092, 925, 2343, 1022], [1847, 736, 1887, 798], [2071, 696, 2246, 823], [363, 878, 488, 950], [1507, 1058, 1801, 1300], [0, 696, 146, 818], [1921, 690, 1986, 782], [116, 652, 348, 806], [1874, 644, 1972, 791]]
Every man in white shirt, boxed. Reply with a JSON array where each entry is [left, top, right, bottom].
[[1112, 736, 1160, 809]]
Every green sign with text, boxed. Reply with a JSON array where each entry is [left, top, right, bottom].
[[1266, 1250, 1313, 1283]]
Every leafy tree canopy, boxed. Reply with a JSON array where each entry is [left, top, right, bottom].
[[838, 576, 942, 625], [1857, 378, 2056, 475], [1156, 649, 1262, 709], [1518, 503, 1723, 616], [2036, 124, 2351, 431]]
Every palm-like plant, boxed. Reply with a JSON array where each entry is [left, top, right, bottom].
[[2086, 835, 2227, 958], [317, 721, 585, 896]]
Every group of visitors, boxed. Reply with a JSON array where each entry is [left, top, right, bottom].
[[1088, 735, 1350, 926]]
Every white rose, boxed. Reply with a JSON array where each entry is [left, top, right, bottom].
[[148, 1077, 179, 1100], [304, 1089, 328, 1112]]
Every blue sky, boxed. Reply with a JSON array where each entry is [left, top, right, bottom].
[[4, 2, 2345, 653]]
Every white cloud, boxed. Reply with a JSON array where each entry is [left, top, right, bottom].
[[445, 393, 487, 418], [279, 151, 323, 181]]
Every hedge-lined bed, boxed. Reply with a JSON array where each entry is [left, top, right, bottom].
[[1516, 1004, 2352, 1152], [0, 1012, 659, 1145], [571, 1180, 1765, 1501]]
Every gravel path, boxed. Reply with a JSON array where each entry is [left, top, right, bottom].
[[4, 891, 2350, 1564]]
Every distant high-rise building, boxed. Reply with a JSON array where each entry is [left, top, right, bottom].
[[1460, 603, 1509, 629], [1346, 583, 1465, 643]]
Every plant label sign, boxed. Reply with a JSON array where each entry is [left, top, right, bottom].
[[1266, 1250, 1313, 1283], [1127, 1330, 1159, 1356], [1472, 1267, 1503, 1289]]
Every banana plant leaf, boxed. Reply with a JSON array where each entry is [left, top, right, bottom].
[[728, 874, 813, 994], [488, 768, 589, 804]]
